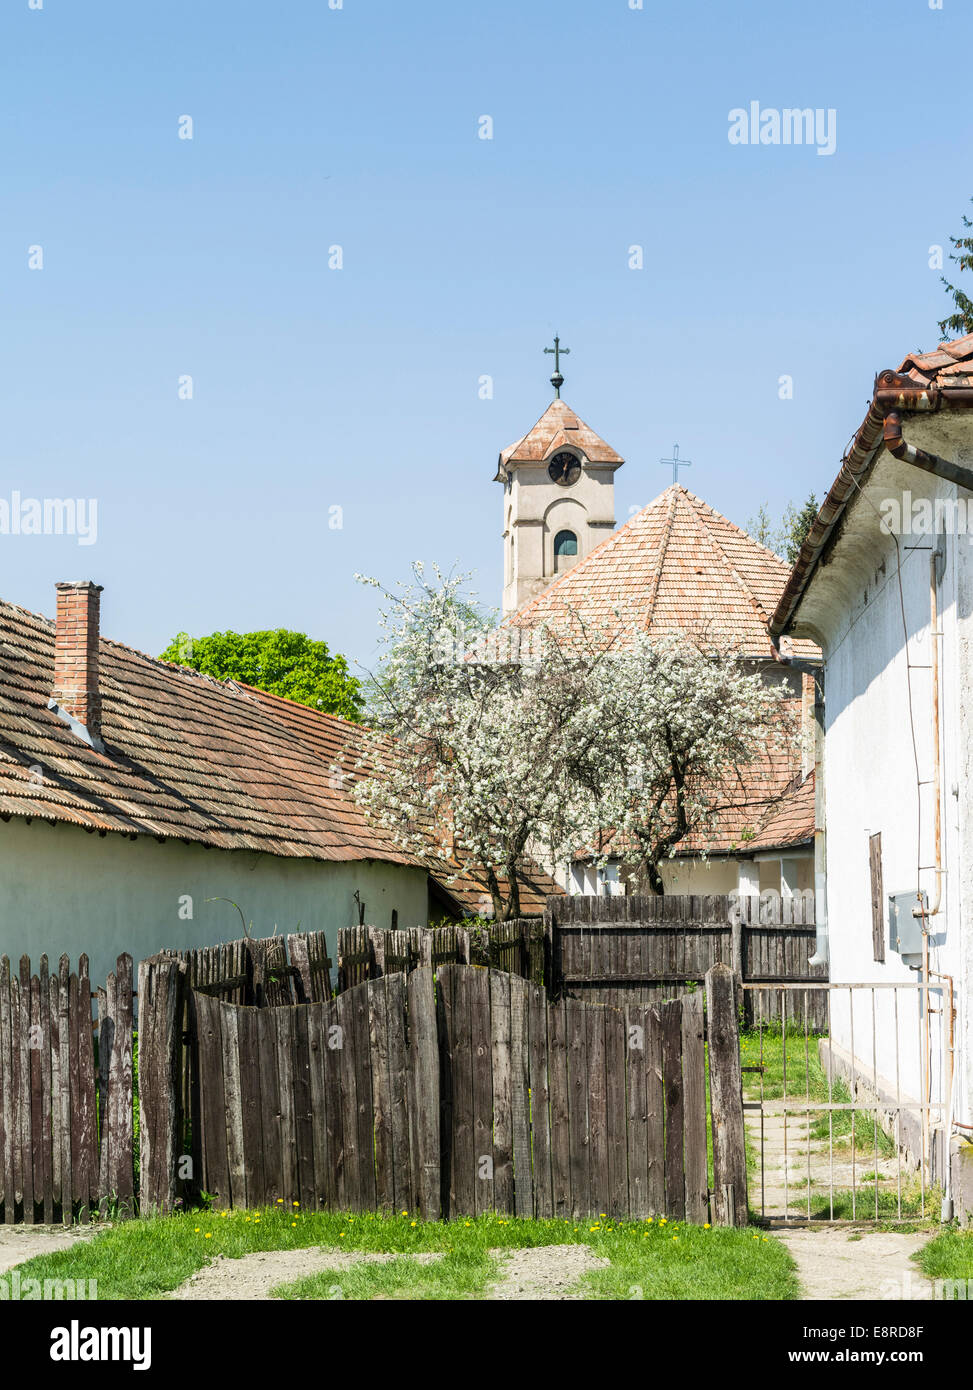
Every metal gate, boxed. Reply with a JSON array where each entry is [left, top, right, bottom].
[[741, 980, 951, 1225]]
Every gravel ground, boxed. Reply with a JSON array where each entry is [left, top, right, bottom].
[[0, 1224, 98, 1275], [485, 1244, 609, 1300], [171, 1247, 444, 1300]]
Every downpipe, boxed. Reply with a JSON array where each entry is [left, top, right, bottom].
[[808, 672, 829, 966]]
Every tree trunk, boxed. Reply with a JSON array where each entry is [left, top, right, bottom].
[[502, 860, 522, 921], [485, 865, 506, 923]]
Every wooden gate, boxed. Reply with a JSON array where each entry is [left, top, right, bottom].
[[159, 960, 747, 1225]]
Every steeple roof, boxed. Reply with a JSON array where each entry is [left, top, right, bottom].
[[505, 485, 819, 661], [496, 398, 623, 479]]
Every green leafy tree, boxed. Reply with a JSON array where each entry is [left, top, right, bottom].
[[939, 197, 973, 338], [746, 502, 777, 552], [160, 628, 364, 721], [746, 493, 817, 565], [780, 493, 818, 565]]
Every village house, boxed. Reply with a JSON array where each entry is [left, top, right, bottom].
[[771, 332, 973, 1213], [0, 582, 555, 985], [497, 382, 819, 902]]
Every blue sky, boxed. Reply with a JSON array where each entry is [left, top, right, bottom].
[[0, 0, 969, 675]]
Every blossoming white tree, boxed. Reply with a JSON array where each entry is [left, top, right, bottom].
[[347, 566, 794, 918]]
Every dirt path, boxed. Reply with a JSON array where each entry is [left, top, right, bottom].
[[778, 1230, 934, 1301], [484, 1245, 609, 1300], [171, 1247, 444, 1300], [0, 1225, 98, 1275], [172, 1242, 609, 1301]]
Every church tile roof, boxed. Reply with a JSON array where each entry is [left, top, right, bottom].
[[496, 398, 623, 478], [505, 485, 819, 661]]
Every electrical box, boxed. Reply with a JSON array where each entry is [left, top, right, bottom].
[[888, 889, 928, 962]]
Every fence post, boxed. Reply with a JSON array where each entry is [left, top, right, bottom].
[[138, 954, 186, 1215], [731, 900, 745, 1022], [407, 965, 440, 1220], [705, 962, 748, 1226]]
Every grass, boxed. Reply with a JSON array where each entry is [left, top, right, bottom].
[[9, 1205, 801, 1302], [915, 1228, 973, 1283], [793, 1181, 939, 1223], [741, 1025, 895, 1156]]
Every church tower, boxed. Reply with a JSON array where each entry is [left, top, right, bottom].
[[495, 339, 624, 616]]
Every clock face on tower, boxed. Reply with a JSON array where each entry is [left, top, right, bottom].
[[548, 451, 582, 486]]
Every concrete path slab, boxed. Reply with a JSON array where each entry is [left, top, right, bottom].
[[778, 1229, 934, 1301]]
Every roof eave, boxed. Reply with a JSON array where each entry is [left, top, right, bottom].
[[770, 373, 973, 639]]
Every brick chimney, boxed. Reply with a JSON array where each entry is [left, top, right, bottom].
[[50, 580, 104, 748]]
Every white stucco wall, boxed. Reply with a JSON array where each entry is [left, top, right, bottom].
[[0, 817, 430, 993], [793, 415, 973, 1123]]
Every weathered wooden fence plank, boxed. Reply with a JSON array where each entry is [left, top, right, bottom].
[[625, 1004, 649, 1218], [585, 1006, 608, 1215], [19, 960, 34, 1222], [489, 970, 513, 1216], [406, 966, 439, 1221], [274, 1004, 298, 1206], [527, 983, 552, 1219], [706, 963, 748, 1226], [566, 1000, 589, 1220], [547, 997, 570, 1220], [384, 973, 412, 1213], [292, 1006, 315, 1210], [509, 976, 532, 1219], [57, 957, 71, 1225], [138, 955, 186, 1215], [661, 998, 685, 1221], [368, 977, 394, 1211], [681, 991, 709, 1225], [306, 1003, 330, 1209], [237, 1006, 265, 1207], [605, 1005, 628, 1220]]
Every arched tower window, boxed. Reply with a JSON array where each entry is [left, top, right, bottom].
[[554, 529, 578, 573]]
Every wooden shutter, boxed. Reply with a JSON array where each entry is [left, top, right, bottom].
[[869, 832, 885, 962]]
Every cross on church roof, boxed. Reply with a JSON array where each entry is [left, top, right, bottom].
[[660, 444, 692, 486], [543, 334, 570, 398]]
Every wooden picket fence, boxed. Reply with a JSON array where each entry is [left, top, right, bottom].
[[336, 921, 547, 990], [0, 953, 133, 1225], [142, 958, 747, 1225], [171, 930, 334, 1006], [550, 894, 827, 1027]]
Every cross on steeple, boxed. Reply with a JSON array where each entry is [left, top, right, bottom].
[[544, 334, 571, 398], [660, 444, 692, 486]]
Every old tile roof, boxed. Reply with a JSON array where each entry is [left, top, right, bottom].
[[246, 685, 563, 915], [496, 398, 623, 478], [584, 759, 814, 863], [895, 331, 973, 389], [745, 770, 815, 852], [505, 485, 819, 661], [0, 595, 419, 863], [0, 592, 564, 914], [773, 333, 973, 638]]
